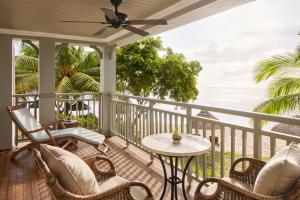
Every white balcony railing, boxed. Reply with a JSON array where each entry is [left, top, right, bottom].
[[13, 93, 300, 183], [110, 93, 300, 181]]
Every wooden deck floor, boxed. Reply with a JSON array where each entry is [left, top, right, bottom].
[[0, 136, 198, 200]]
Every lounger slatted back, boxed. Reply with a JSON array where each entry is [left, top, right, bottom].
[[7, 104, 109, 160]]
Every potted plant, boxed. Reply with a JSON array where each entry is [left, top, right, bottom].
[[172, 126, 182, 143]]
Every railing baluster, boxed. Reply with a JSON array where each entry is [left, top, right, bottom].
[[81, 100, 84, 128], [155, 110, 158, 134], [195, 121, 199, 135], [181, 116, 184, 134], [164, 112, 167, 133], [87, 100, 90, 129], [175, 115, 178, 130], [220, 126, 225, 177], [93, 100, 96, 130], [203, 122, 207, 179], [159, 111, 162, 133], [169, 113, 172, 132], [135, 106, 139, 145], [142, 108, 145, 141], [211, 124, 216, 177], [242, 130, 247, 170], [231, 128, 236, 166]]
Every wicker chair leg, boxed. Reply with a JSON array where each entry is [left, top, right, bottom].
[[93, 144, 109, 157]]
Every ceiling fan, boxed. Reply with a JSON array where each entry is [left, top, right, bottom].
[[61, 0, 168, 37]]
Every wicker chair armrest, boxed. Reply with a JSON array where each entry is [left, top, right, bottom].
[[129, 181, 154, 199], [229, 157, 266, 185], [51, 180, 132, 200], [84, 156, 116, 181], [194, 178, 283, 200]]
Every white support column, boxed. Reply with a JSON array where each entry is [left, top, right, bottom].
[[0, 35, 14, 150], [100, 45, 116, 136], [39, 38, 56, 124]]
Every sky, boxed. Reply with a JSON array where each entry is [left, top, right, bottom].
[[158, 0, 300, 89]]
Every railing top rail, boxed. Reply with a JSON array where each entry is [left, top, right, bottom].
[[112, 93, 300, 125], [56, 92, 100, 96], [13, 93, 39, 97], [13, 92, 100, 97]]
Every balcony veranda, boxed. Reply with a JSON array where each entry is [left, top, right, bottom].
[[2, 92, 300, 199]]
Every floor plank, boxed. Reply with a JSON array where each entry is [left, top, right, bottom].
[[0, 136, 198, 200]]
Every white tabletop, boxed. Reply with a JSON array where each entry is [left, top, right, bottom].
[[141, 133, 211, 157]]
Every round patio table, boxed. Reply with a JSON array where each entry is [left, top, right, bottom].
[[142, 133, 211, 200]]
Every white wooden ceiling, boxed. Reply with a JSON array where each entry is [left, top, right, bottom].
[[0, 0, 255, 46], [0, 0, 179, 38]]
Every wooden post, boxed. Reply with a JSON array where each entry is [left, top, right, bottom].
[[149, 102, 155, 163], [253, 118, 262, 160]]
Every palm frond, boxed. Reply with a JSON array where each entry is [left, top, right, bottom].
[[15, 70, 36, 75], [21, 42, 38, 58], [82, 67, 100, 77], [70, 72, 99, 92], [253, 93, 300, 115], [55, 46, 77, 67], [269, 78, 300, 98], [15, 73, 38, 94], [254, 53, 300, 83], [15, 55, 38, 72], [56, 76, 78, 93], [77, 51, 100, 71]]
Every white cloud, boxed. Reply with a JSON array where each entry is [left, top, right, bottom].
[[158, 0, 300, 89]]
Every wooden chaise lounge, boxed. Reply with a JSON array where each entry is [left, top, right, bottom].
[[7, 104, 109, 160]]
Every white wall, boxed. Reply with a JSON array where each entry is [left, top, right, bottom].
[[0, 35, 14, 150]]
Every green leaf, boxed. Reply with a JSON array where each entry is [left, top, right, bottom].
[[56, 76, 78, 93], [15, 55, 38, 72], [70, 72, 99, 92], [254, 93, 300, 115], [269, 78, 300, 98], [254, 53, 300, 83], [15, 73, 38, 94]]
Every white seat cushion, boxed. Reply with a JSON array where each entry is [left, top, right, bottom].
[[98, 176, 147, 199], [31, 128, 105, 145], [10, 107, 105, 146], [11, 107, 42, 132], [201, 177, 252, 196], [40, 144, 100, 195], [254, 143, 300, 195]]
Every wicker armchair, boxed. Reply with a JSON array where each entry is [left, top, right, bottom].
[[194, 157, 300, 200], [33, 149, 153, 200]]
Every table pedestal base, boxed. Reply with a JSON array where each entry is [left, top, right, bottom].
[[158, 155, 194, 200]]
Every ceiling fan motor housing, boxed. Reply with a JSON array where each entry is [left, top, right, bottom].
[[111, 0, 122, 7]]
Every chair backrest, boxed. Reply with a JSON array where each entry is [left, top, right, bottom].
[[6, 104, 42, 133], [32, 149, 80, 199]]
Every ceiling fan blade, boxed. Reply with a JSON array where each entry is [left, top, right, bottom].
[[93, 27, 109, 36], [123, 25, 149, 37], [126, 19, 167, 25], [61, 20, 108, 24], [100, 8, 118, 21]]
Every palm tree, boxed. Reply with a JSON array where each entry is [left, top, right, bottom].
[[15, 42, 100, 94], [253, 46, 300, 115]]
